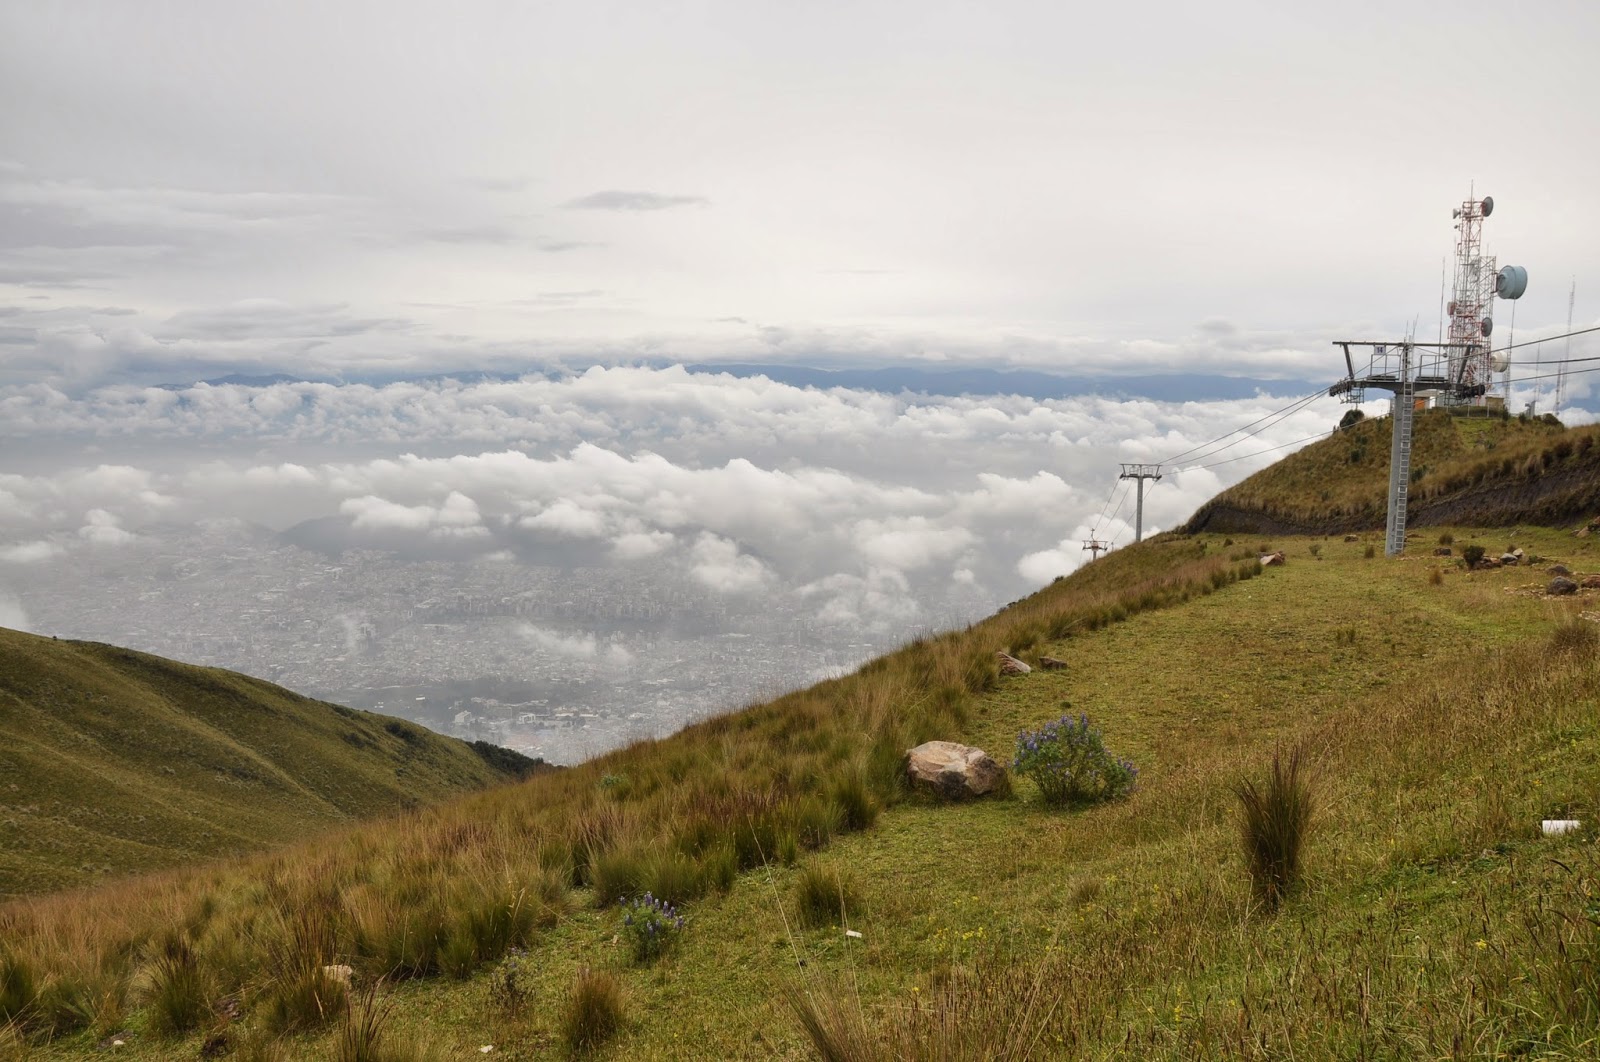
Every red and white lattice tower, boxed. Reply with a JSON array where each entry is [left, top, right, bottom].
[[1444, 192, 1497, 404]]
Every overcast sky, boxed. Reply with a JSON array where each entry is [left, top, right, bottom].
[[3, 1, 1599, 655], [3, 0, 1597, 386]]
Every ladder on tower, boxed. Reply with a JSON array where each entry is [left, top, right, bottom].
[[1384, 345, 1415, 557]]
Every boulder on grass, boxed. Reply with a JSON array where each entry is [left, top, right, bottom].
[[1260, 551, 1286, 567], [1501, 553, 1519, 567], [1434, 547, 1452, 557], [1549, 576, 1579, 596], [905, 741, 1004, 800], [1582, 575, 1600, 590], [1549, 564, 1572, 577], [997, 651, 1032, 676], [1344, 534, 1360, 543], [1038, 655, 1068, 671]]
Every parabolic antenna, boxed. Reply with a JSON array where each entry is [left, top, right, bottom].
[[1481, 195, 1494, 217], [1490, 351, 1510, 373], [1496, 264, 1528, 300], [1480, 317, 1493, 337]]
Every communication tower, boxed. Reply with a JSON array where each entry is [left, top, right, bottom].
[[1331, 191, 1527, 554]]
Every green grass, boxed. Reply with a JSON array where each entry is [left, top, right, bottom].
[[6, 520, 1600, 1058], [1188, 410, 1600, 533], [0, 629, 545, 897]]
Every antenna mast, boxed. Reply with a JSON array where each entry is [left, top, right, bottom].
[[1555, 280, 1575, 418], [1331, 191, 1526, 555]]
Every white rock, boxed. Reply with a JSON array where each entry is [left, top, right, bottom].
[[1541, 819, 1582, 836], [905, 740, 1005, 799]]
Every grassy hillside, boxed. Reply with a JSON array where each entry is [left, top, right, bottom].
[[5, 518, 1600, 1059], [0, 629, 545, 897], [1186, 410, 1600, 534]]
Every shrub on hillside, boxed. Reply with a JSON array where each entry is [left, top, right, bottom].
[[1462, 544, 1486, 567], [1233, 747, 1316, 910], [794, 864, 861, 929], [487, 951, 535, 1017], [1013, 713, 1137, 808], [620, 893, 684, 964], [562, 968, 624, 1054], [1438, 531, 1455, 546]]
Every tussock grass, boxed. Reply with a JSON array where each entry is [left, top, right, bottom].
[[1233, 747, 1317, 910], [793, 864, 861, 929], [561, 967, 624, 1055]]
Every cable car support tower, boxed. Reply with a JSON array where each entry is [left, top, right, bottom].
[[1329, 192, 1527, 557]]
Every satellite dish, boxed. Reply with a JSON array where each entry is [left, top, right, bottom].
[[1480, 317, 1494, 337], [1490, 351, 1510, 373], [1496, 264, 1528, 300], [1452, 208, 1461, 218], [1481, 196, 1494, 217]]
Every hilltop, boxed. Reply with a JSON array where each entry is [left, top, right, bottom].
[[3, 424, 1600, 1059], [0, 628, 546, 897], [1187, 409, 1600, 535]]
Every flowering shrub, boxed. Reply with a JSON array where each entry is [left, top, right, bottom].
[[620, 892, 684, 963], [1013, 713, 1137, 807]]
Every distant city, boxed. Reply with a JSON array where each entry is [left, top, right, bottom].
[[10, 522, 981, 764]]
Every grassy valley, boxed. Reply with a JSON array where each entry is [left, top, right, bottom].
[[4, 426, 1600, 1059], [0, 630, 545, 897]]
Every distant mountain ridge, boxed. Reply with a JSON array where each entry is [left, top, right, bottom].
[[0, 627, 547, 897]]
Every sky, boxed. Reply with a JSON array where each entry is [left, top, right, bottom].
[[1, 1, 1597, 661], [2, 0, 1597, 387]]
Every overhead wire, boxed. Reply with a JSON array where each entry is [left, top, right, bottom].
[[1158, 383, 1337, 466]]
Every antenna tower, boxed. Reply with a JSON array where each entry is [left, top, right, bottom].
[[1117, 464, 1163, 544], [1330, 192, 1526, 555], [1443, 192, 1497, 407], [1555, 280, 1575, 418]]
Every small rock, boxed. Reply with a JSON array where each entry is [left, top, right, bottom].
[[1500, 553, 1519, 566], [1513, 548, 1526, 560], [1344, 534, 1360, 543], [1038, 655, 1068, 671], [1434, 547, 1452, 557], [1549, 564, 1571, 577], [1582, 575, 1600, 589], [1542, 819, 1582, 837], [905, 740, 1005, 800], [997, 651, 1031, 675], [844, 929, 863, 939], [322, 964, 353, 986], [1260, 551, 1286, 567], [1549, 576, 1579, 596]]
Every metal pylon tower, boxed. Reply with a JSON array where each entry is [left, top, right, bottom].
[[1383, 343, 1415, 557], [1117, 464, 1163, 543], [1082, 538, 1108, 561]]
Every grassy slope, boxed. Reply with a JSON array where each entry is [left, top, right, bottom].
[[0, 629, 540, 897], [11, 522, 1600, 1059], [1186, 410, 1600, 534]]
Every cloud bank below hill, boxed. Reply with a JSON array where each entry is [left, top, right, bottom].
[[0, 366, 1396, 632]]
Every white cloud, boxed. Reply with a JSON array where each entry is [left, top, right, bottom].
[[78, 508, 134, 545], [0, 540, 62, 563], [689, 533, 771, 594], [0, 591, 29, 632]]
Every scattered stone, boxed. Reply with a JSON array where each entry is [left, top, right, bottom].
[[1582, 575, 1600, 589], [1038, 655, 1068, 671], [844, 929, 863, 939], [323, 964, 354, 986], [905, 741, 1005, 800], [1260, 551, 1286, 567], [200, 1033, 231, 1059], [1549, 564, 1572, 577], [1513, 548, 1526, 561], [1549, 576, 1579, 596], [1542, 819, 1583, 837], [216, 994, 242, 1020], [1344, 534, 1360, 543], [1434, 547, 1452, 557], [1500, 553, 1519, 566], [997, 651, 1032, 676]]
